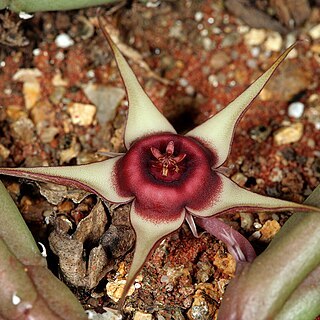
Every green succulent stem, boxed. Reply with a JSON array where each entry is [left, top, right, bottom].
[[0, 180, 87, 319], [0, 0, 119, 12], [0, 180, 43, 265], [274, 185, 320, 320], [218, 184, 320, 320]]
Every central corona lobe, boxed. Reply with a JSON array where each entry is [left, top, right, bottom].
[[116, 134, 220, 222]]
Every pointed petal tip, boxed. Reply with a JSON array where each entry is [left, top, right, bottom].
[[98, 16, 176, 149], [186, 43, 298, 167], [188, 172, 320, 218], [0, 158, 133, 204], [116, 202, 185, 308]]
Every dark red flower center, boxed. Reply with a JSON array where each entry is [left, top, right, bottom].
[[115, 133, 220, 222], [150, 140, 187, 182]]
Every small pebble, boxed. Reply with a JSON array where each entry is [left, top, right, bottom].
[[251, 231, 261, 239], [308, 24, 320, 40], [13, 68, 42, 110], [38, 125, 59, 143], [246, 59, 257, 69], [187, 289, 217, 320], [250, 125, 271, 142], [253, 222, 262, 229], [55, 51, 65, 61], [260, 220, 281, 242], [134, 282, 141, 289], [0, 144, 10, 160], [106, 280, 135, 302], [52, 72, 69, 87], [194, 12, 204, 22], [160, 275, 169, 283], [6, 105, 27, 121], [269, 167, 283, 182], [311, 44, 320, 54], [86, 309, 122, 320], [18, 12, 33, 19], [285, 33, 296, 47], [33, 48, 41, 56], [209, 51, 231, 70], [244, 29, 266, 46], [274, 123, 304, 145], [231, 172, 247, 187], [55, 33, 74, 48], [12, 293, 21, 305], [178, 78, 189, 87], [23, 81, 41, 110], [10, 118, 35, 143], [185, 85, 195, 96], [169, 21, 183, 38], [59, 137, 80, 164], [133, 311, 153, 320], [288, 102, 304, 118], [264, 32, 283, 52], [238, 25, 250, 34], [83, 84, 125, 123], [220, 33, 240, 47], [240, 212, 254, 230], [202, 37, 214, 51], [68, 102, 96, 126]]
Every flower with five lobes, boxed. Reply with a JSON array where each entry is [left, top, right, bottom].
[[0, 31, 318, 308]]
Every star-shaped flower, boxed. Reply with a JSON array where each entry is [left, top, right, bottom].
[[0, 30, 318, 308]]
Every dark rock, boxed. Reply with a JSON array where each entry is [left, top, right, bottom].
[[101, 225, 135, 259]]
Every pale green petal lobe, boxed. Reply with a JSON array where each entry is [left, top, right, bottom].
[[118, 201, 185, 308], [186, 44, 296, 167], [100, 21, 176, 149], [187, 173, 320, 217], [0, 157, 132, 204]]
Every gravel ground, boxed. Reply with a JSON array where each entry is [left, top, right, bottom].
[[0, 1, 320, 319]]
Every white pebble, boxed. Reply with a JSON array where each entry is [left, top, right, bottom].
[[309, 24, 320, 40], [160, 275, 169, 283], [185, 85, 195, 96], [288, 102, 304, 118], [55, 33, 74, 48], [12, 293, 21, 305], [134, 282, 141, 289], [247, 59, 257, 69], [38, 242, 47, 258], [244, 29, 266, 46], [253, 222, 262, 229], [19, 12, 34, 19], [32, 48, 41, 56], [264, 32, 283, 52], [178, 78, 188, 87], [86, 310, 94, 319], [251, 231, 261, 239], [68, 103, 96, 126], [251, 46, 260, 57], [194, 12, 203, 22]]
